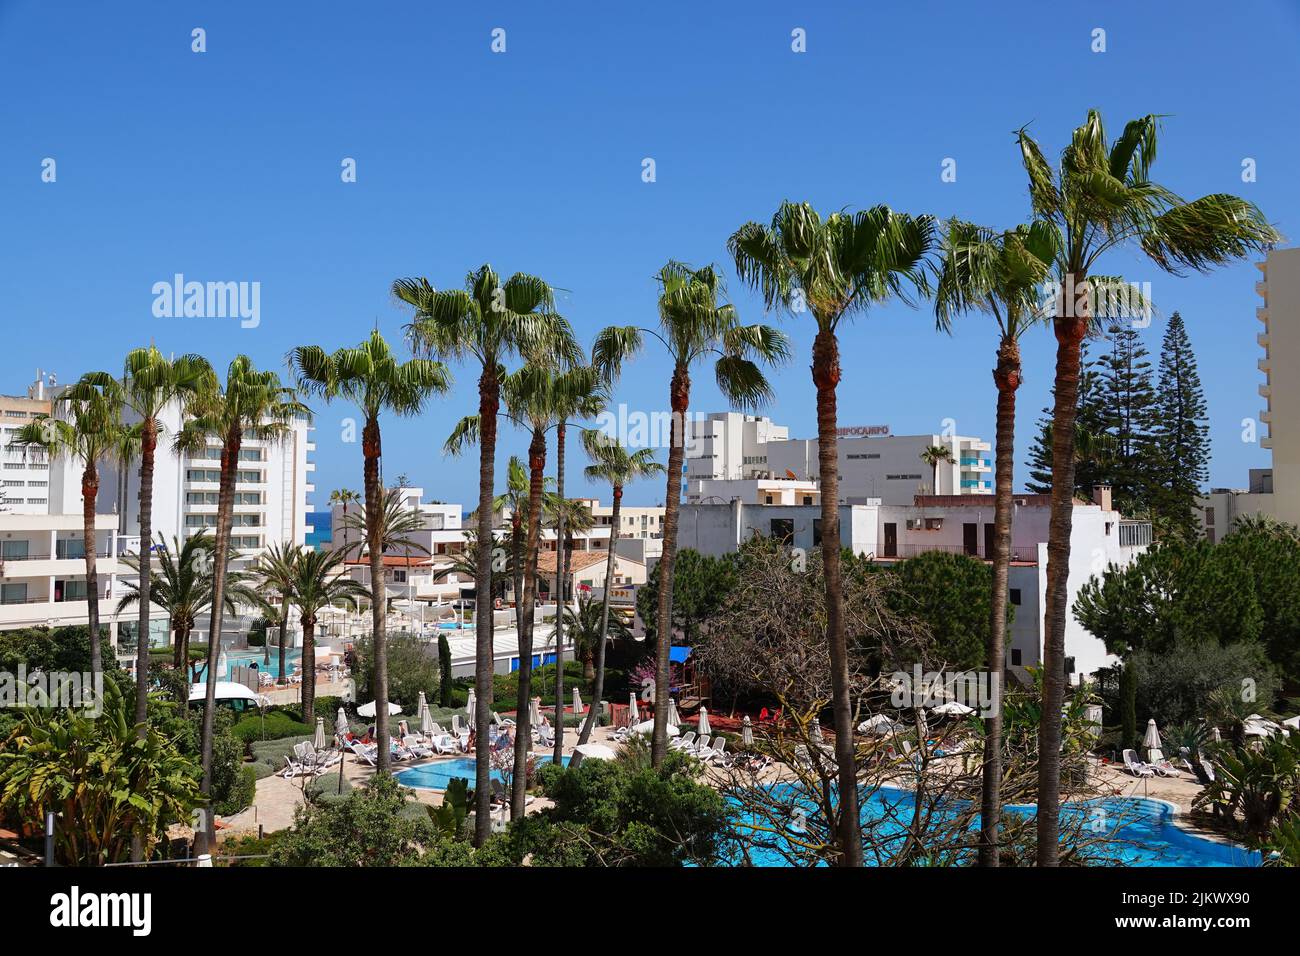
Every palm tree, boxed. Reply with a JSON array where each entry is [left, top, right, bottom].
[[934, 218, 1056, 865], [329, 488, 361, 554], [285, 548, 369, 724], [289, 329, 449, 774], [175, 356, 304, 854], [13, 376, 132, 677], [491, 456, 530, 645], [396, 264, 571, 845], [593, 262, 788, 768], [573, 430, 663, 750], [73, 348, 211, 731], [1015, 110, 1277, 864], [542, 365, 606, 766], [564, 590, 634, 681], [918, 444, 956, 495], [730, 202, 934, 866], [115, 533, 250, 679], [248, 542, 302, 684], [338, 486, 432, 624]]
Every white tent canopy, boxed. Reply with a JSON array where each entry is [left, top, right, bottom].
[[858, 714, 900, 736], [574, 743, 616, 761], [633, 719, 678, 737], [932, 701, 975, 717]]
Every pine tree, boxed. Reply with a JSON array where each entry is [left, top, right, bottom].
[[1025, 341, 1111, 496], [1150, 312, 1210, 539], [1097, 322, 1157, 516]]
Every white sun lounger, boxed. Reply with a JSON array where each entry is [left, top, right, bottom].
[[1122, 749, 1154, 778]]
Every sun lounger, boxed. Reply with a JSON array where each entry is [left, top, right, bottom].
[[347, 740, 379, 766], [1122, 749, 1155, 778], [670, 731, 696, 752], [403, 735, 434, 758], [535, 724, 556, 748], [1145, 748, 1180, 777], [709, 737, 732, 768]]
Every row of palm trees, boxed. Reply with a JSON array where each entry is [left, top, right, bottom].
[[17, 109, 1277, 866]]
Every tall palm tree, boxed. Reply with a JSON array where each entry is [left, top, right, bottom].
[[730, 202, 935, 866], [1015, 111, 1277, 864], [285, 547, 369, 724], [491, 456, 530, 646], [934, 218, 1056, 865], [74, 348, 211, 732], [573, 430, 663, 749], [175, 356, 304, 854], [564, 590, 634, 681], [289, 329, 449, 774], [543, 365, 606, 766], [329, 487, 360, 554], [593, 262, 788, 768], [918, 444, 956, 495], [114, 533, 249, 679], [396, 264, 571, 845], [13, 376, 132, 677], [249, 542, 302, 684]]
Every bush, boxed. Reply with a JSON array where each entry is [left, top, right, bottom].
[[270, 773, 437, 866], [216, 765, 258, 815], [232, 711, 314, 745], [1127, 641, 1279, 728]]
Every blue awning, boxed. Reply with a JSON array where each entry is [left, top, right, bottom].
[[669, 646, 691, 663]]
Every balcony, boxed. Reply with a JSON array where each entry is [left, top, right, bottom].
[[1259, 384, 1271, 399], [873, 542, 1038, 563], [1257, 306, 1269, 325], [1119, 521, 1153, 548], [1256, 280, 1268, 298], [960, 457, 991, 471], [1259, 356, 1271, 373], [1258, 332, 1269, 348], [1261, 409, 1272, 424], [960, 479, 992, 490]]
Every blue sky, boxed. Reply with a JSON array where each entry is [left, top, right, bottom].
[[2, 0, 1297, 509]]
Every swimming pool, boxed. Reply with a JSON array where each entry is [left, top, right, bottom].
[[727, 785, 1259, 867], [194, 649, 303, 680], [394, 755, 570, 791]]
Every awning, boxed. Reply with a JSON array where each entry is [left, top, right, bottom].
[[669, 646, 691, 663]]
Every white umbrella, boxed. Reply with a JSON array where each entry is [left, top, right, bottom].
[[932, 700, 975, 717], [466, 688, 476, 717], [627, 692, 639, 727], [810, 718, 823, 741], [915, 709, 929, 740], [633, 719, 678, 737], [697, 706, 711, 737], [335, 706, 349, 741], [666, 698, 681, 728], [1284, 716, 1300, 730], [529, 697, 541, 727], [357, 700, 402, 718], [313, 717, 326, 749], [1142, 718, 1162, 757], [419, 693, 434, 738], [572, 687, 584, 716], [216, 648, 228, 679], [741, 715, 753, 747], [574, 743, 616, 761], [857, 714, 899, 736]]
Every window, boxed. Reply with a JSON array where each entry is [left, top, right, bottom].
[[802, 496, 813, 506], [1010, 648, 1022, 666], [55, 540, 86, 560], [769, 518, 794, 541], [1009, 588, 1022, 606], [886, 473, 922, 481], [812, 518, 822, 547], [26, 480, 47, 488], [2, 540, 30, 560], [765, 495, 773, 504], [1, 583, 28, 605]]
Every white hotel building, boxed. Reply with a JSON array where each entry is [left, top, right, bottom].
[[678, 487, 1152, 684], [0, 373, 316, 657], [685, 411, 993, 506]]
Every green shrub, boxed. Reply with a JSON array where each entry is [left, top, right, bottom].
[[232, 711, 314, 745], [270, 773, 435, 866], [216, 765, 258, 815], [352, 632, 439, 712]]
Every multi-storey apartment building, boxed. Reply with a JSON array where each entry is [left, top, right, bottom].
[[0, 373, 56, 514], [686, 411, 993, 506]]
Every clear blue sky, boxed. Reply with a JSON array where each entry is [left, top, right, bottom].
[[2, 0, 1296, 508]]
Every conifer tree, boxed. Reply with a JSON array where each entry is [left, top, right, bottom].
[[1097, 322, 1157, 515], [1151, 312, 1210, 539], [1025, 341, 1111, 497]]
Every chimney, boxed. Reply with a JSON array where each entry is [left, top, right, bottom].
[[1092, 484, 1113, 512]]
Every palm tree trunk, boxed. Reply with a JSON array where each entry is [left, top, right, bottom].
[[1037, 298, 1089, 867], [512, 514, 524, 648], [277, 601, 289, 685], [812, 328, 862, 867], [134, 421, 157, 731], [362, 415, 389, 774], [575, 483, 622, 748], [196, 429, 240, 857], [472, 367, 499, 846], [80, 462, 102, 677], [552, 422, 568, 765], [979, 336, 1020, 866], [511, 427, 546, 819], [302, 616, 316, 725], [652, 365, 688, 767]]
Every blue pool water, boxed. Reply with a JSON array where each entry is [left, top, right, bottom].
[[194, 649, 303, 680], [729, 785, 1259, 868], [437, 622, 475, 630], [395, 755, 570, 791]]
